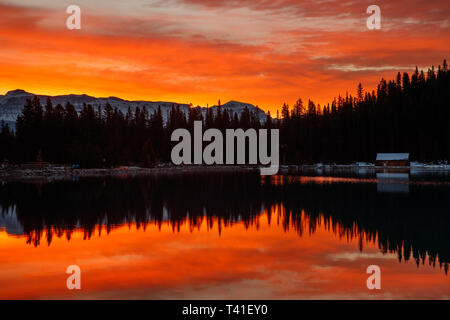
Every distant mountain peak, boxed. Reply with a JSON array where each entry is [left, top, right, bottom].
[[107, 96, 124, 101], [223, 100, 249, 106], [213, 100, 259, 110], [5, 89, 30, 97], [226, 100, 248, 104]]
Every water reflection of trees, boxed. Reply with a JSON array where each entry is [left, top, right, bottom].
[[261, 177, 449, 274], [0, 171, 448, 274]]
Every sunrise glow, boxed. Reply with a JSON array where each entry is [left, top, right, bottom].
[[1, 0, 450, 112]]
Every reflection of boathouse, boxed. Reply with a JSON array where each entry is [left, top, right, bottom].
[[376, 153, 410, 167], [376, 173, 409, 193]]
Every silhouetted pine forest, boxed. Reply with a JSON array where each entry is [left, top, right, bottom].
[[0, 60, 449, 166]]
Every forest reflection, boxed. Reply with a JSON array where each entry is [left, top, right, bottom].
[[0, 171, 448, 274]]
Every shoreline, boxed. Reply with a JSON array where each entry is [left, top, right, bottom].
[[1, 163, 450, 182], [0, 165, 260, 182]]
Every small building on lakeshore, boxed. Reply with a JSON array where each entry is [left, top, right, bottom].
[[376, 153, 410, 167]]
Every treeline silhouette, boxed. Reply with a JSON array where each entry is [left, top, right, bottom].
[[279, 60, 450, 163], [0, 98, 263, 167], [0, 172, 448, 274], [0, 60, 449, 165]]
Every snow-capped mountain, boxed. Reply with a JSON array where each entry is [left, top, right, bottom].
[[0, 89, 268, 129]]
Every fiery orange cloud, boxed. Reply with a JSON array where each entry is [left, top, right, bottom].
[[1, 1, 450, 113]]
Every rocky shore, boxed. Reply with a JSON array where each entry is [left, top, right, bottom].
[[0, 164, 259, 182], [1, 163, 449, 182]]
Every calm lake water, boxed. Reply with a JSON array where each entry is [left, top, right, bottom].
[[0, 169, 449, 299]]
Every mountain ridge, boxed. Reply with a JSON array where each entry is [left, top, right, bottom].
[[0, 89, 268, 127]]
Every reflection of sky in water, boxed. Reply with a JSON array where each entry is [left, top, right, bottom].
[[0, 211, 448, 300], [0, 173, 448, 299]]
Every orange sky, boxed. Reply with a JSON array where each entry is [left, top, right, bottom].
[[1, 0, 450, 113]]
